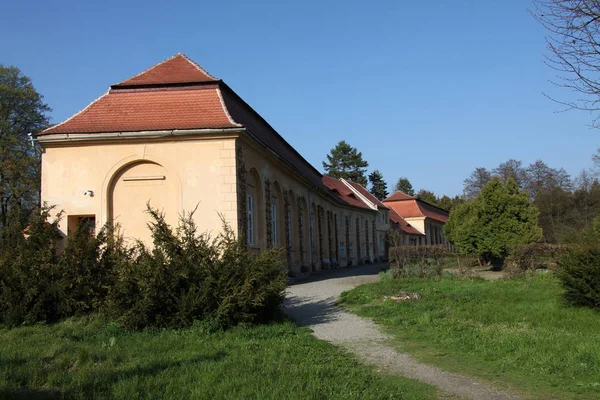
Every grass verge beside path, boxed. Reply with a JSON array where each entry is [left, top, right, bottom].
[[0, 317, 438, 400], [340, 273, 600, 400]]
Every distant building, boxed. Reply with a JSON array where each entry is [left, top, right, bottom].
[[382, 192, 449, 246]]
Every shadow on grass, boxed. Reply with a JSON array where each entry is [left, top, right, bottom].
[[284, 296, 341, 327], [1, 351, 228, 398], [0, 388, 63, 400]]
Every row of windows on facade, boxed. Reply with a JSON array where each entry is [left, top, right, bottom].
[[246, 193, 381, 250]]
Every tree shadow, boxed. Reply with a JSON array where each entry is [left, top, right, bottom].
[[1, 351, 228, 399], [289, 263, 385, 285], [284, 295, 342, 326]]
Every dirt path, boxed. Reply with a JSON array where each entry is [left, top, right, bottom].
[[284, 265, 522, 400]]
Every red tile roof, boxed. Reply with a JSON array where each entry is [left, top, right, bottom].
[[322, 176, 373, 210], [40, 86, 241, 135], [389, 209, 424, 235], [385, 191, 415, 201], [344, 180, 390, 210], [113, 53, 219, 87], [383, 191, 449, 223]]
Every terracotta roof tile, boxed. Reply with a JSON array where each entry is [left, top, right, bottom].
[[322, 176, 373, 210], [344, 180, 390, 210], [384, 191, 415, 202], [113, 53, 219, 87], [40, 87, 241, 135], [383, 195, 449, 223], [389, 209, 424, 235]]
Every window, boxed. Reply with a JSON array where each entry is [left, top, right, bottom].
[[348, 242, 354, 257], [271, 204, 277, 245], [361, 243, 366, 256], [287, 209, 292, 245], [348, 216, 353, 230], [68, 215, 96, 236], [299, 209, 305, 247], [361, 216, 364, 231], [340, 214, 344, 228], [247, 194, 254, 245], [339, 242, 346, 257]]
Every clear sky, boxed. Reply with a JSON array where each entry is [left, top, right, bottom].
[[1, 0, 597, 197]]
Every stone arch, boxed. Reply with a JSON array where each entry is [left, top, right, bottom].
[[246, 167, 263, 250], [107, 160, 180, 245]]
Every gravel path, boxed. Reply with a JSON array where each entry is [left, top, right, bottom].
[[284, 265, 523, 400]]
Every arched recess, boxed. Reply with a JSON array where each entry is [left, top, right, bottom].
[[246, 167, 263, 250], [108, 161, 180, 245], [271, 181, 285, 249]]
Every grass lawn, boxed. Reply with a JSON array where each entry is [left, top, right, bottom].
[[0, 317, 438, 399], [340, 273, 600, 399]]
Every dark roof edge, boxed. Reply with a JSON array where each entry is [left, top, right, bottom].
[[218, 82, 324, 179]]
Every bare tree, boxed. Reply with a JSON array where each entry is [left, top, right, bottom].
[[531, 1, 600, 126]]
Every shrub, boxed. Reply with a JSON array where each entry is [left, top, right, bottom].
[[0, 208, 63, 325], [444, 178, 542, 265], [556, 248, 600, 310], [388, 245, 451, 278], [0, 205, 287, 330], [505, 243, 569, 276], [105, 208, 287, 330]]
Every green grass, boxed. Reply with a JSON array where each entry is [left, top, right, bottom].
[[340, 273, 600, 399], [0, 317, 438, 399]]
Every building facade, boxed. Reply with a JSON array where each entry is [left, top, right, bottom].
[[37, 54, 449, 275], [37, 54, 398, 275]]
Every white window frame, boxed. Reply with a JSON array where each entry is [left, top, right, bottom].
[[247, 194, 254, 245]]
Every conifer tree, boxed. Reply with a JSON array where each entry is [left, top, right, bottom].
[[368, 170, 388, 200], [445, 178, 542, 265], [322, 140, 369, 186], [394, 177, 415, 196]]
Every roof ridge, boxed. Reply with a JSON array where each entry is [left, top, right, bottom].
[[216, 87, 242, 127], [39, 90, 110, 134], [113, 53, 218, 87], [178, 53, 218, 81]]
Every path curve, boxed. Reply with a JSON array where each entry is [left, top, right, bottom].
[[284, 265, 522, 400]]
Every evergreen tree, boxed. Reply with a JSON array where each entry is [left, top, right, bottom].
[[394, 177, 415, 196], [322, 140, 368, 186], [0, 65, 50, 230], [368, 170, 388, 200], [416, 189, 438, 205], [444, 178, 542, 264]]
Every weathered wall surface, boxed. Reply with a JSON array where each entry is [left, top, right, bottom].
[[41, 137, 238, 245]]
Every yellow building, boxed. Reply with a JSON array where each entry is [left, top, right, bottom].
[[37, 53, 395, 275]]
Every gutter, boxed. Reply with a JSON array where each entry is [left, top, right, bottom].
[[35, 128, 246, 143]]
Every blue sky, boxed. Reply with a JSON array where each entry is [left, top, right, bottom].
[[2, 0, 597, 196]]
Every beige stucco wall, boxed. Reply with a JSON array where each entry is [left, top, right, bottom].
[[238, 137, 378, 274], [41, 136, 238, 245]]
